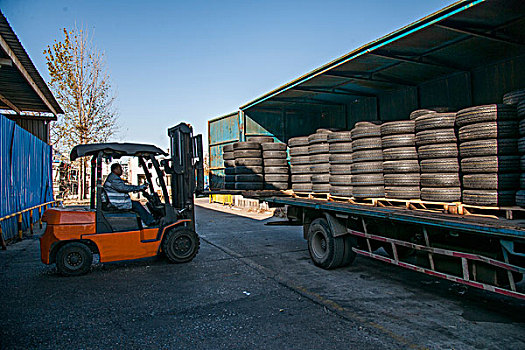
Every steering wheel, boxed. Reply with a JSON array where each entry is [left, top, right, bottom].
[[141, 187, 164, 217]]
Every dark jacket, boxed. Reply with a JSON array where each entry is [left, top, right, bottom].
[[103, 172, 143, 209]]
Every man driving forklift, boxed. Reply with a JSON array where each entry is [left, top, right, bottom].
[[104, 163, 155, 226]]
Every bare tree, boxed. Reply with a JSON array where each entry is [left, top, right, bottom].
[[44, 27, 118, 199]]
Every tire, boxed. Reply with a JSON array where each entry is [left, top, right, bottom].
[[351, 161, 383, 174], [223, 144, 234, 152], [233, 142, 261, 150], [264, 166, 289, 174], [340, 235, 358, 267], [224, 159, 236, 167], [351, 125, 381, 140], [462, 190, 515, 206], [420, 173, 460, 187], [328, 131, 352, 143], [381, 134, 416, 148], [262, 142, 286, 151], [316, 128, 337, 134], [415, 113, 456, 131], [236, 174, 263, 182], [329, 175, 352, 186], [460, 156, 520, 174], [312, 183, 331, 193], [264, 182, 289, 190], [290, 164, 311, 174], [516, 190, 525, 207], [380, 120, 415, 136], [265, 174, 289, 182], [330, 164, 352, 175], [385, 186, 421, 199], [264, 158, 288, 167], [355, 121, 381, 128], [416, 129, 457, 146], [384, 173, 420, 186], [307, 218, 345, 269], [419, 158, 459, 173], [458, 121, 518, 142], [462, 173, 519, 190], [291, 174, 311, 183], [382, 147, 418, 161], [288, 136, 309, 147], [329, 142, 353, 153], [233, 150, 262, 158], [310, 154, 330, 164], [352, 185, 385, 198], [520, 137, 525, 154], [521, 155, 525, 170], [308, 133, 329, 144], [56, 242, 93, 276], [417, 143, 458, 159], [503, 89, 525, 105], [235, 166, 264, 174], [351, 150, 383, 162], [223, 152, 234, 160], [290, 155, 310, 165], [224, 175, 235, 182], [263, 150, 288, 159], [235, 182, 264, 190], [383, 160, 420, 174], [162, 227, 200, 263], [329, 153, 354, 164], [247, 136, 274, 143], [522, 173, 525, 188], [312, 174, 330, 183], [456, 104, 517, 127], [224, 167, 236, 175], [410, 109, 437, 120], [235, 158, 263, 166], [420, 187, 461, 202], [351, 174, 384, 186], [308, 143, 329, 154], [289, 146, 309, 156], [459, 139, 518, 157], [311, 163, 330, 174], [351, 137, 382, 152], [292, 183, 312, 192], [518, 101, 525, 119], [330, 185, 353, 197]]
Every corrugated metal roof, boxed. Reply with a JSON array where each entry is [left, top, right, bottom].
[[0, 11, 63, 116], [240, 0, 525, 111]]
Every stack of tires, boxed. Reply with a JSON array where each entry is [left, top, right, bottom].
[[289, 136, 311, 193], [233, 141, 264, 190], [415, 112, 461, 202], [517, 100, 525, 207], [380, 120, 420, 199], [328, 131, 353, 197], [262, 142, 289, 190], [223, 144, 236, 190], [309, 130, 331, 193], [350, 122, 384, 198], [457, 104, 519, 206]]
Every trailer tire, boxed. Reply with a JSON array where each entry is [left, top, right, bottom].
[[420, 173, 460, 187], [233, 150, 262, 158], [419, 158, 459, 173], [456, 104, 517, 126], [247, 136, 274, 143], [382, 147, 418, 161], [56, 242, 93, 276], [264, 158, 288, 167], [460, 156, 520, 173], [329, 185, 353, 197], [233, 142, 261, 150], [290, 164, 311, 174], [307, 218, 345, 269], [330, 164, 352, 175], [329, 142, 353, 153], [308, 143, 330, 154], [380, 120, 415, 136], [462, 190, 515, 206], [308, 133, 329, 144], [261, 142, 286, 151], [410, 109, 437, 120], [265, 174, 289, 182], [458, 121, 518, 142], [290, 155, 310, 165], [420, 187, 461, 202], [312, 183, 331, 193], [417, 143, 458, 159], [351, 137, 382, 152], [291, 174, 311, 183], [385, 186, 420, 199], [351, 174, 384, 186], [351, 125, 381, 140], [340, 235, 357, 267], [462, 173, 519, 190], [383, 160, 420, 174], [263, 150, 288, 159], [289, 146, 309, 156], [351, 150, 383, 162], [352, 185, 385, 198], [311, 163, 330, 174], [292, 183, 312, 192], [459, 139, 518, 157], [351, 161, 383, 174], [235, 157, 263, 166], [312, 174, 330, 183], [329, 153, 354, 164], [329, 175, 352, 186], [264, 166, 289, 174], [416, 129, 457, 146], [288, 136, 309, 147], [414, 113, 456, 131], [383, 173, 420, 186], [381, 134, 416, 148], [328, 131, 352, 143]]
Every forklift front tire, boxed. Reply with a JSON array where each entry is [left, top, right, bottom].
[[56, 242, 93, 276], [162, 227, 200, 263]]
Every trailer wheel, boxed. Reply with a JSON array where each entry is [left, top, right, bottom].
[[56, 242, 93, 276], [162, 227, 200, 263], [307, 218, 344, 269], [340, 236, 357, 267]]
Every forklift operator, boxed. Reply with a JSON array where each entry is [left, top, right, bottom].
[[104, 163, 156, 226]]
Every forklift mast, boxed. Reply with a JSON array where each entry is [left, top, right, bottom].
[[166, 123, 204, 224]]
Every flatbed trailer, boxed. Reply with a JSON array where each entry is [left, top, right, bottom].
[[262, 195, 525, 300]]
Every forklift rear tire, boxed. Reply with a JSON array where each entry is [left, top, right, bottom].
[[162, 227, 200, 263], [56, 242, 93, 276]]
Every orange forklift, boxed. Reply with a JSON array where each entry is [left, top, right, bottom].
[[40, 123, 204, 275]]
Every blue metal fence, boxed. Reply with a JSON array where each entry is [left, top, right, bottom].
[[0, 113, 54, 240]]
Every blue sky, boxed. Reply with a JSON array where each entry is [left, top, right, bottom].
[[1, 0, 456, 150]]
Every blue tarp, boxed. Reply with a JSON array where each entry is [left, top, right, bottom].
[[0, 113, 54, 240]]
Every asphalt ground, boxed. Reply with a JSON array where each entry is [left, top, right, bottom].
[[0, 197, 524, 349]]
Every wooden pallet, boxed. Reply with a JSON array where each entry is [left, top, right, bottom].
[[292, 192, 330, 200], [455, 203, 525, 220]]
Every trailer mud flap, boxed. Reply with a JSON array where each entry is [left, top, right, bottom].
[[323, 212, 348, 238]]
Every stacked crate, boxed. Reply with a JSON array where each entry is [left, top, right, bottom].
[[415, 112, 460, 202], [350, 122, 384, 199], [289, 136, 311, 193], [380, 120, 420, 199], [328, 131, 353, 197], [457, 104, 519, 206], [309, 130, 331, 193], [262, 142, 289, 190], [223, 144, 235, 190], [233, 141, 264, 190]]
